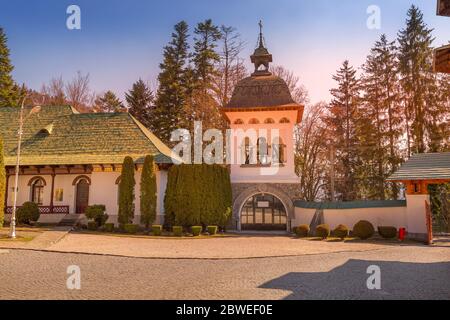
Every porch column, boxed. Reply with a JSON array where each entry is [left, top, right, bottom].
[[50, 173, 55, 213]]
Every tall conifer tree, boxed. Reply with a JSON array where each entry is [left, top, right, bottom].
[[0, 27, 19, 107], [126, 79, 154, 127]]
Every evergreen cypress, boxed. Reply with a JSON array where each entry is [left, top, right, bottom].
[[94, 91, 124, 113], [140, 155, 157, 228], [0, 27, 19, 107], [118, 157, 136, 225], [126, 79, 154, 128], [0, 138, 5, 227]]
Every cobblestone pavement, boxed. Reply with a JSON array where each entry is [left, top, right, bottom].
[[0, 245, 449, 300]]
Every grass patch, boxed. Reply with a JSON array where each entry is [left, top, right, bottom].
[[0, 234, 35, 242]]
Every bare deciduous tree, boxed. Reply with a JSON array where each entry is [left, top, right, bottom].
[[65, 71, 92, 111], [271, 65, 309, 105]]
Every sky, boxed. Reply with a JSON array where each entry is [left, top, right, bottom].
[[1, 0, 449, 104]]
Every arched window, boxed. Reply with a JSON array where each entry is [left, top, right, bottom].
[[31, 178, 45, 205], [279, 117, 290, 124], [272, 137, 286, 164], [249, 118, 260, 125], [234, 119, 244, 125], [257, 137, 269, 165], [264, 118, 275, 124]]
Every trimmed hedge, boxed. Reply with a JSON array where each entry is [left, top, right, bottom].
[[124, 224, 138, 234], [85, 205, 108, 227], [152, 225, 162, 236], [164, 164, 232, 228], [353, 220, 375, 240], [316, 224, 330, 239], [191, 226, 202, 236], [172, 226, 183, 237], [378, 226, 397, 239], [17, 202, 40, 225], [294, 225, 310, 238], [87, 221, 97, 231], [104, 223, 115, 232], [207, 226, 218, 235], [332, 224, 349, 239]]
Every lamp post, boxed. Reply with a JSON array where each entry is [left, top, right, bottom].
[[9, 96, 41, 239]]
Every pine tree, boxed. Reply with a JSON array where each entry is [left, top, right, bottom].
[[153, 21, 191, 145], [327, 60, 361, 201], [94, 91, 124, 113], [140, 155, 157, 228], [126, 79, 154, 127], [118, 157, 136, 225], [0, 137, 5, 227], [398, 5, 435, 155], [359, 34, 403, 199], [0, 27, 19, 107]]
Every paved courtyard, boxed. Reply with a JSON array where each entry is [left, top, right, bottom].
[[0, 242, 449, 299]]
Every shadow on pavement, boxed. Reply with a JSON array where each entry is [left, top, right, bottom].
[[260, 259, 450, 300]]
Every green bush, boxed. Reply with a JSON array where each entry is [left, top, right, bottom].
[[16, 202, 40, 225], [378, 226, 397, 239], [140, 155, 157, 228], [0, 138, 5, 228], [164, 164, 232, 228], [152, 225, 162, 236], [332, 224, 349, 239], [172, 226, 183, 237], [85, 205, 108, 227], [294, 225, 310, 238], [104, 223, 114, 232], [87, 221, 98, 231], [315, 224, 330, 239], [191, 226, 202, 236], [207, 226, 218, 235], [124, 224, 139, 234], [118, 157, 136, 225], [353, 220, 375, 240]]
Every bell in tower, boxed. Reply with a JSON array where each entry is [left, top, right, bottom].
[[250, 21, 273, 76]]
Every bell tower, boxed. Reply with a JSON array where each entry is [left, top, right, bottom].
[[250, 21, 273, 76]]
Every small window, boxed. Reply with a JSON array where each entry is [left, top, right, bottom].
[[234, 119, 244, 125], [54, 189, 64, 202], [264, 118, 275, 124], [249, 118, 260, 125], [280, 117, 290, 124]]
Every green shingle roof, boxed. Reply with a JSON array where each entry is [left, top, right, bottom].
[[294, 200, 407, 210], [0, 105, 178, 166], [387, 152, 450, 181]]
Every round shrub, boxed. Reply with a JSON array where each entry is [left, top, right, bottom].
[[191, 226, 202, 236], [207, 226, 218, 235], [172, 226, 183, 237], [124, 224, 138, 234], [315, 224, 330, 239], [87, 221, 98, 231], [353, 220, 375, 240], [378, 226, 397, 239], [104, 223, 114, 233], [332, 224, 349, 239], [294, 225, 310, 238], [85, 205, 108, 227], [152, 225, 162, 236], [16, 202, 40, 225]]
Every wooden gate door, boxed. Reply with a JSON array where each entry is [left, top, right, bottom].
[[76, 179, 89, 214]]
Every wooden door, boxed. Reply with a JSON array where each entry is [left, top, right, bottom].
[[76, 179, 89, 214]]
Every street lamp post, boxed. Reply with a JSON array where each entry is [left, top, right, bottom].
[[9, 96, 40, 239]]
